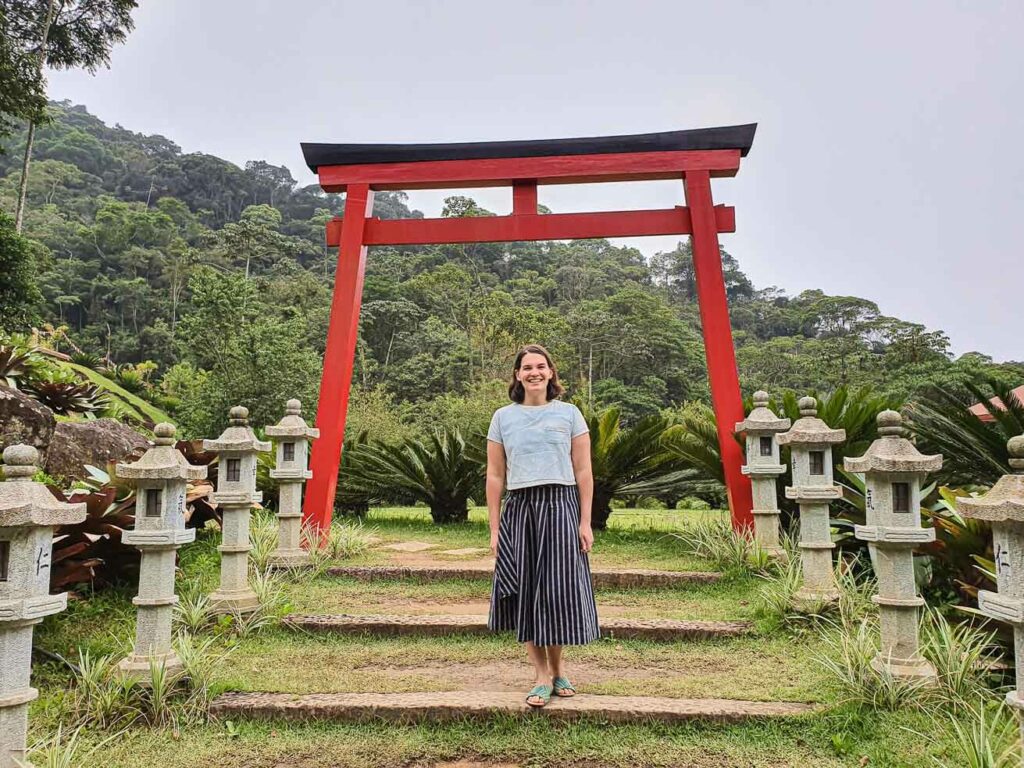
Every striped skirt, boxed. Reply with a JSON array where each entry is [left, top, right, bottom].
[[488, 483, 600, 646]]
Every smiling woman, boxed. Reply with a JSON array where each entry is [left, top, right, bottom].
[[485, 344, 599, 709]]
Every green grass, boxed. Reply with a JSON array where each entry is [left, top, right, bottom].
[[27, 708, 966, 768], [289, 575, 761, 621], [25, 505, 979, 767], [345, 506, 723, 572], [211, 630, 836, 703]]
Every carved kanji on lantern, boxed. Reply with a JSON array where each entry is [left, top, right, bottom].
[[846, 410, 940, 681], [958, 436, 1024, 728], [0, 445, 85, 768]]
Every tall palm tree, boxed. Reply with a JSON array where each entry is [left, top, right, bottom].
[[349, 429, 485, 524]]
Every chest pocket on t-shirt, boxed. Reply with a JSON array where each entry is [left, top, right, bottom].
[[542, 425, 570, 445]]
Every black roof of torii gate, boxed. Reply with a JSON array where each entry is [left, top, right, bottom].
[[301, 123, 756, 173]]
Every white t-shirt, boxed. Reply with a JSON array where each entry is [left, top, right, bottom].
[[487, 400, 589, 490]]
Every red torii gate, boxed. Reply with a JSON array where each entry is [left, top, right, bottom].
[[299, 124, 757, 533]]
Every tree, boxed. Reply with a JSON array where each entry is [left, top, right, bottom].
[[243, 160, 295, 207], [7, 0, 137, 231], [650, 241, 754, 303], [0, 7, 47, 148], [0, 210, 43, 328]]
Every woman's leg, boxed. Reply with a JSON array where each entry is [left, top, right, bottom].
[[525, 642, 551, 704], [547, 645, 575, 696]]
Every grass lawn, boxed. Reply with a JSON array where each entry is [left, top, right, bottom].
[[27, 506, 970, 767]]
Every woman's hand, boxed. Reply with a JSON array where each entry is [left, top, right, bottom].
[[578, 523, 594, 553], [490, 530, 499, 557]]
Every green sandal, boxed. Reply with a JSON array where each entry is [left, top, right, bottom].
[[526, 684, 553, 708], [553, 676, 576, 697]]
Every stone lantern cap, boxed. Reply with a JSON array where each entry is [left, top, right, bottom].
[[118, 423, 207, 482], [265, 399, 320, 440], [777, 397, 846, 446], [844, 411, 942, 475], [735, 391, 791, 434], [0, 445, 86, 527], [203, 406, 272, 453], [958, 436, 1024, 523]]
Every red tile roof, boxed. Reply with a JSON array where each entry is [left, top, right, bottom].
[[969, 385, 1024, 422]]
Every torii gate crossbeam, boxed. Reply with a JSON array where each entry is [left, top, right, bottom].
[[299, 124, 758, 534]]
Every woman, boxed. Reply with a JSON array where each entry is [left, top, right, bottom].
[[486, 343, 599, 708]]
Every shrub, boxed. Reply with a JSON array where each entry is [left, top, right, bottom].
[[676, 496, 712, 511]]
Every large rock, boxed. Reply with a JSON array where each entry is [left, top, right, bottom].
[[44, 419, 150, 481], [0, 386, 56, 458]]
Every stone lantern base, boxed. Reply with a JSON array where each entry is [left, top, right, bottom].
[[117, 649, 185, 682], [209, 587, 260, 615], [751, 510, 785, 557], [793, 584, 840, 610], [268, 548, 312, 569], [870, 653, 936, 682]]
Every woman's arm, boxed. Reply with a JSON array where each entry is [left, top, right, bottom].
[[571, 432, 594, 553], [486, 440, 506, 556]]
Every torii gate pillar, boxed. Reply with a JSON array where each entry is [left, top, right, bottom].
[[299, 125, 758, 535]]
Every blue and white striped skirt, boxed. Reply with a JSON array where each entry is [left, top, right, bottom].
[[488, 483, 600, 646]]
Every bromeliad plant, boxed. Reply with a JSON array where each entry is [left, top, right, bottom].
[[22, 373, 108, 416], [0, 335, 171, 425], [0, 342, 43, 388]]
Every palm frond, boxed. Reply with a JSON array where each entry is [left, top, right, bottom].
[[909, 375, 1022, 487]]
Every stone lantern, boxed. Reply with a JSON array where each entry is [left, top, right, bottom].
[[265, 399, 319, 568], [116, 423, 206, 679], [0, 445, 85, 768], [203, 406, 270, 614], [778, 396, 846, 604], [845, 410, 940, 681], [957, 436, 1024, 727], [736, 390, 791, 556]]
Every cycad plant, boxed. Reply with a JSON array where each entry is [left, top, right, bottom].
[[335, 430, 380, 517], [349, 429, 484, 524], [587, 407, 691, 529], [779, 386, 902, 465], [661, 401, 726, 485], [909, 375, 1024, 487]]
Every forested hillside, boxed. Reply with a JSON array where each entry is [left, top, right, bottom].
[[1, 102, 1020, 439]]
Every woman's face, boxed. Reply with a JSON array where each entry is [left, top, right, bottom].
[[516, 352, 553, 395]]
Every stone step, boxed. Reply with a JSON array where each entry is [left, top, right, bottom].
[[210, 690, 815, 725], [284, 613, 751, 642], [328, 565, 722, 589]]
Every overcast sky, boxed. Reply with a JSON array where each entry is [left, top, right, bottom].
[[46, 0, 1023, 361]]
